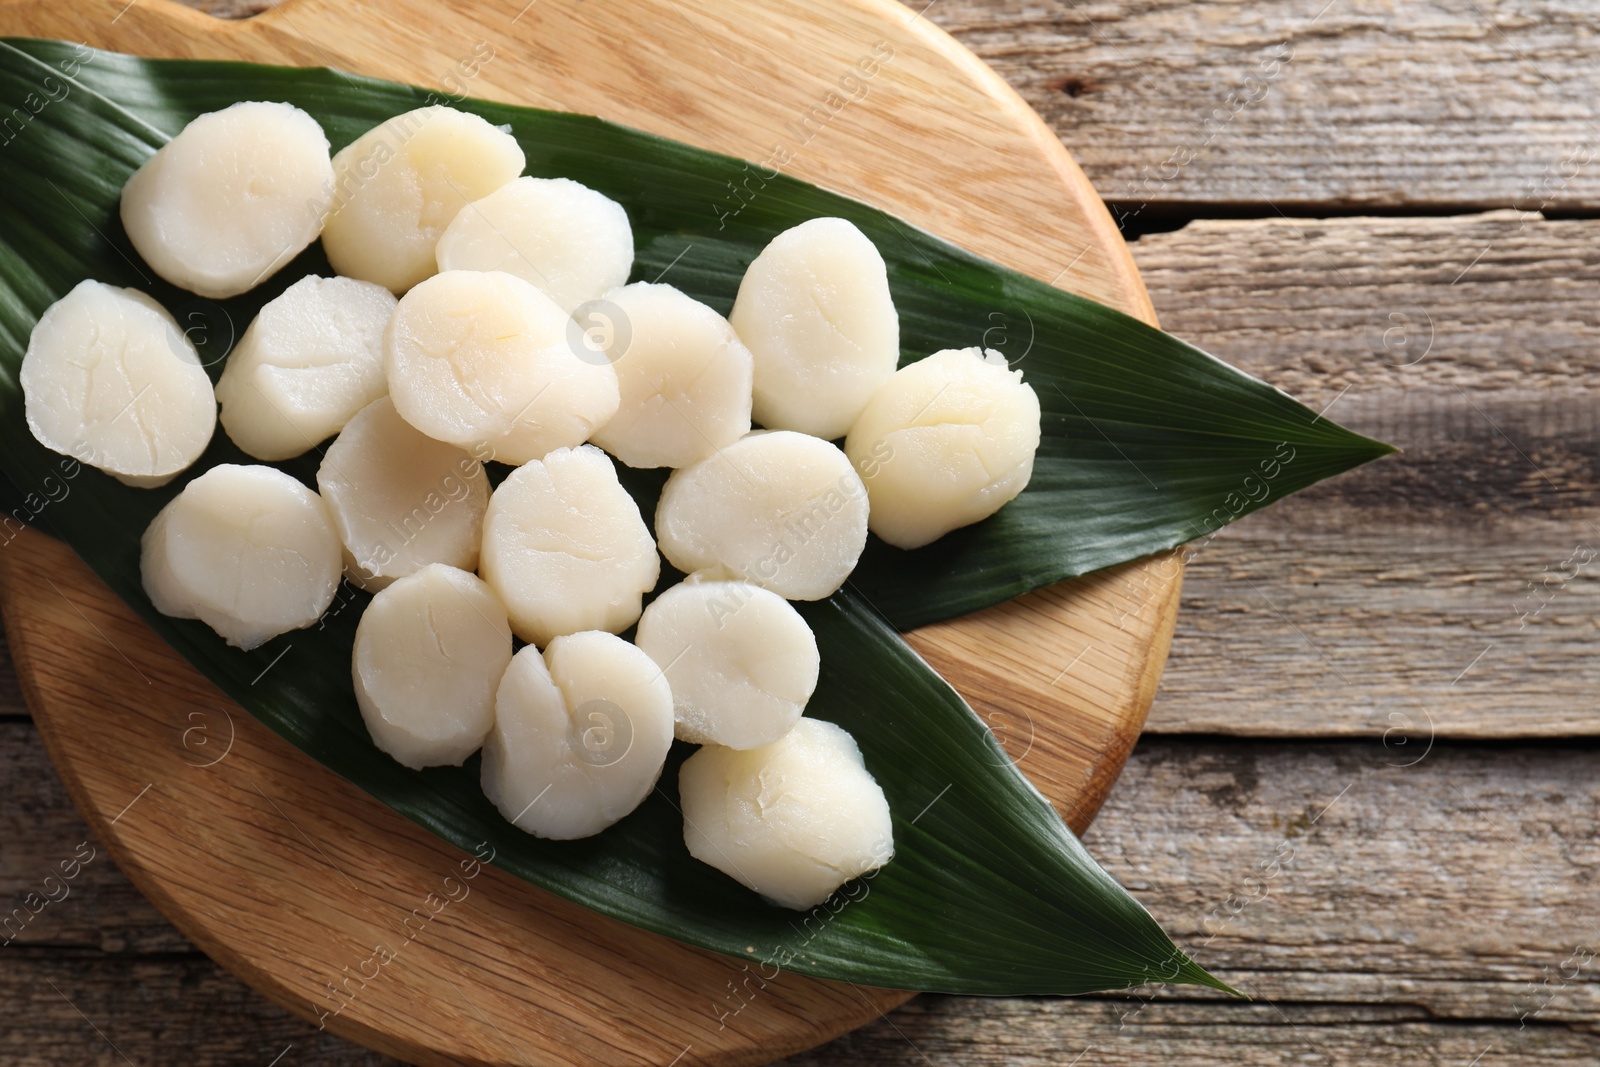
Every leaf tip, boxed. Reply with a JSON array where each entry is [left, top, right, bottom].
[[1173, 958, 1246, 998], [1369, 437, 1402, 460], [1338, 428, 1400, 464]]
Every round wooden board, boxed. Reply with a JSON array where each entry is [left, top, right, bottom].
[[0, 0, 1182, 1064]]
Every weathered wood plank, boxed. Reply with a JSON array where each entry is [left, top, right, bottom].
[[8, 955, 1598, 1067], [9, 951, 1598, 1067], [1152, 496, 1600, 737], [1131, 212, 1600, 736], [1135, 211, 1600, 397], [782, 998, 1600, 1066], [1090, 737, 1600, 1026], [7, 722, 1598, 1063], [0, 721, 185, 953], [922, 0, 1600, 214], [0, 956, 402, 1066]]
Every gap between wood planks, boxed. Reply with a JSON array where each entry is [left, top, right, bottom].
[[1115, 205, 1600, 242]]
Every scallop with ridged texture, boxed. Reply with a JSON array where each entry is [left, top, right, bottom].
[[730, 217, 899, 440], [317, 397, 490, 591], [636, 578, 817, 749], [384, 270, 619, 466], [322, 105, 525, 293]]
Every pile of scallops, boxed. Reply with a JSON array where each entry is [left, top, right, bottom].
[[21, 101, 1042, 911]]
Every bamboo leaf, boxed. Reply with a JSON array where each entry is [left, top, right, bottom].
[[0, 38, 1373, 995]]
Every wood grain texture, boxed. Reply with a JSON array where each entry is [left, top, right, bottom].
[[0, 956, 401, 1066], [919, 0, 1600, 214], [784, 999, 1600, 1066], [8, 722, 1598, 1063], [1131, 212, 1600, 736], [14, 959, 1600, 1067], [0, 0, 1179, 1064]]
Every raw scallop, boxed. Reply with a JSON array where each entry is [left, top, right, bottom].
[[352, 564, 512, 769], [635, 578, 817, 749], [678, 718, 893, 910], [479, 444, 659, 646], [434, 176, 633, 313], [321, 105, 525, 293], [215, 275, 395, 461], [729, 217, 899, 440], [120, 101, 334, 298], [22, 280, 215, 487], [587, 282, 753, 469], [384, 269, 619, 466], [845, 347, 1041, 549], [317, 397, 490, 590], [481, 632, 674, 840], [140, 464, 341, 650], [655, 431, 867, 601]]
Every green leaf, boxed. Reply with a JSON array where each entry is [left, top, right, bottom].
[[0, 37, 1370, 996]]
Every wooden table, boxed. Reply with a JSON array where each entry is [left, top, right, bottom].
[[5, 0, 1597, 1063]]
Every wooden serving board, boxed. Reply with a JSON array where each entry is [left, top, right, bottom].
[[0, 0, 1181, 1064]]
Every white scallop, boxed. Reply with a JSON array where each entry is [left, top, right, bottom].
[[479, 444, 660, 647], [678, 718, 894, 910], [586, 282, 753, 469], [636, 578, 818, 749], [845, 347, 1042, 549], [120, 101, 334, 299], [385, 270, 619, 466], [352, 564, 512, 769], [322, 105, 526, 293], [317, 397, 490, 591], [481, 632, 675, 840], [730, 217, 899, 440], [140, 464, 341, 650], [215, 275, 396, 461], [654, 431, 867, 601], [435, 176, 634, 314], [22, 280, 215, 488]]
